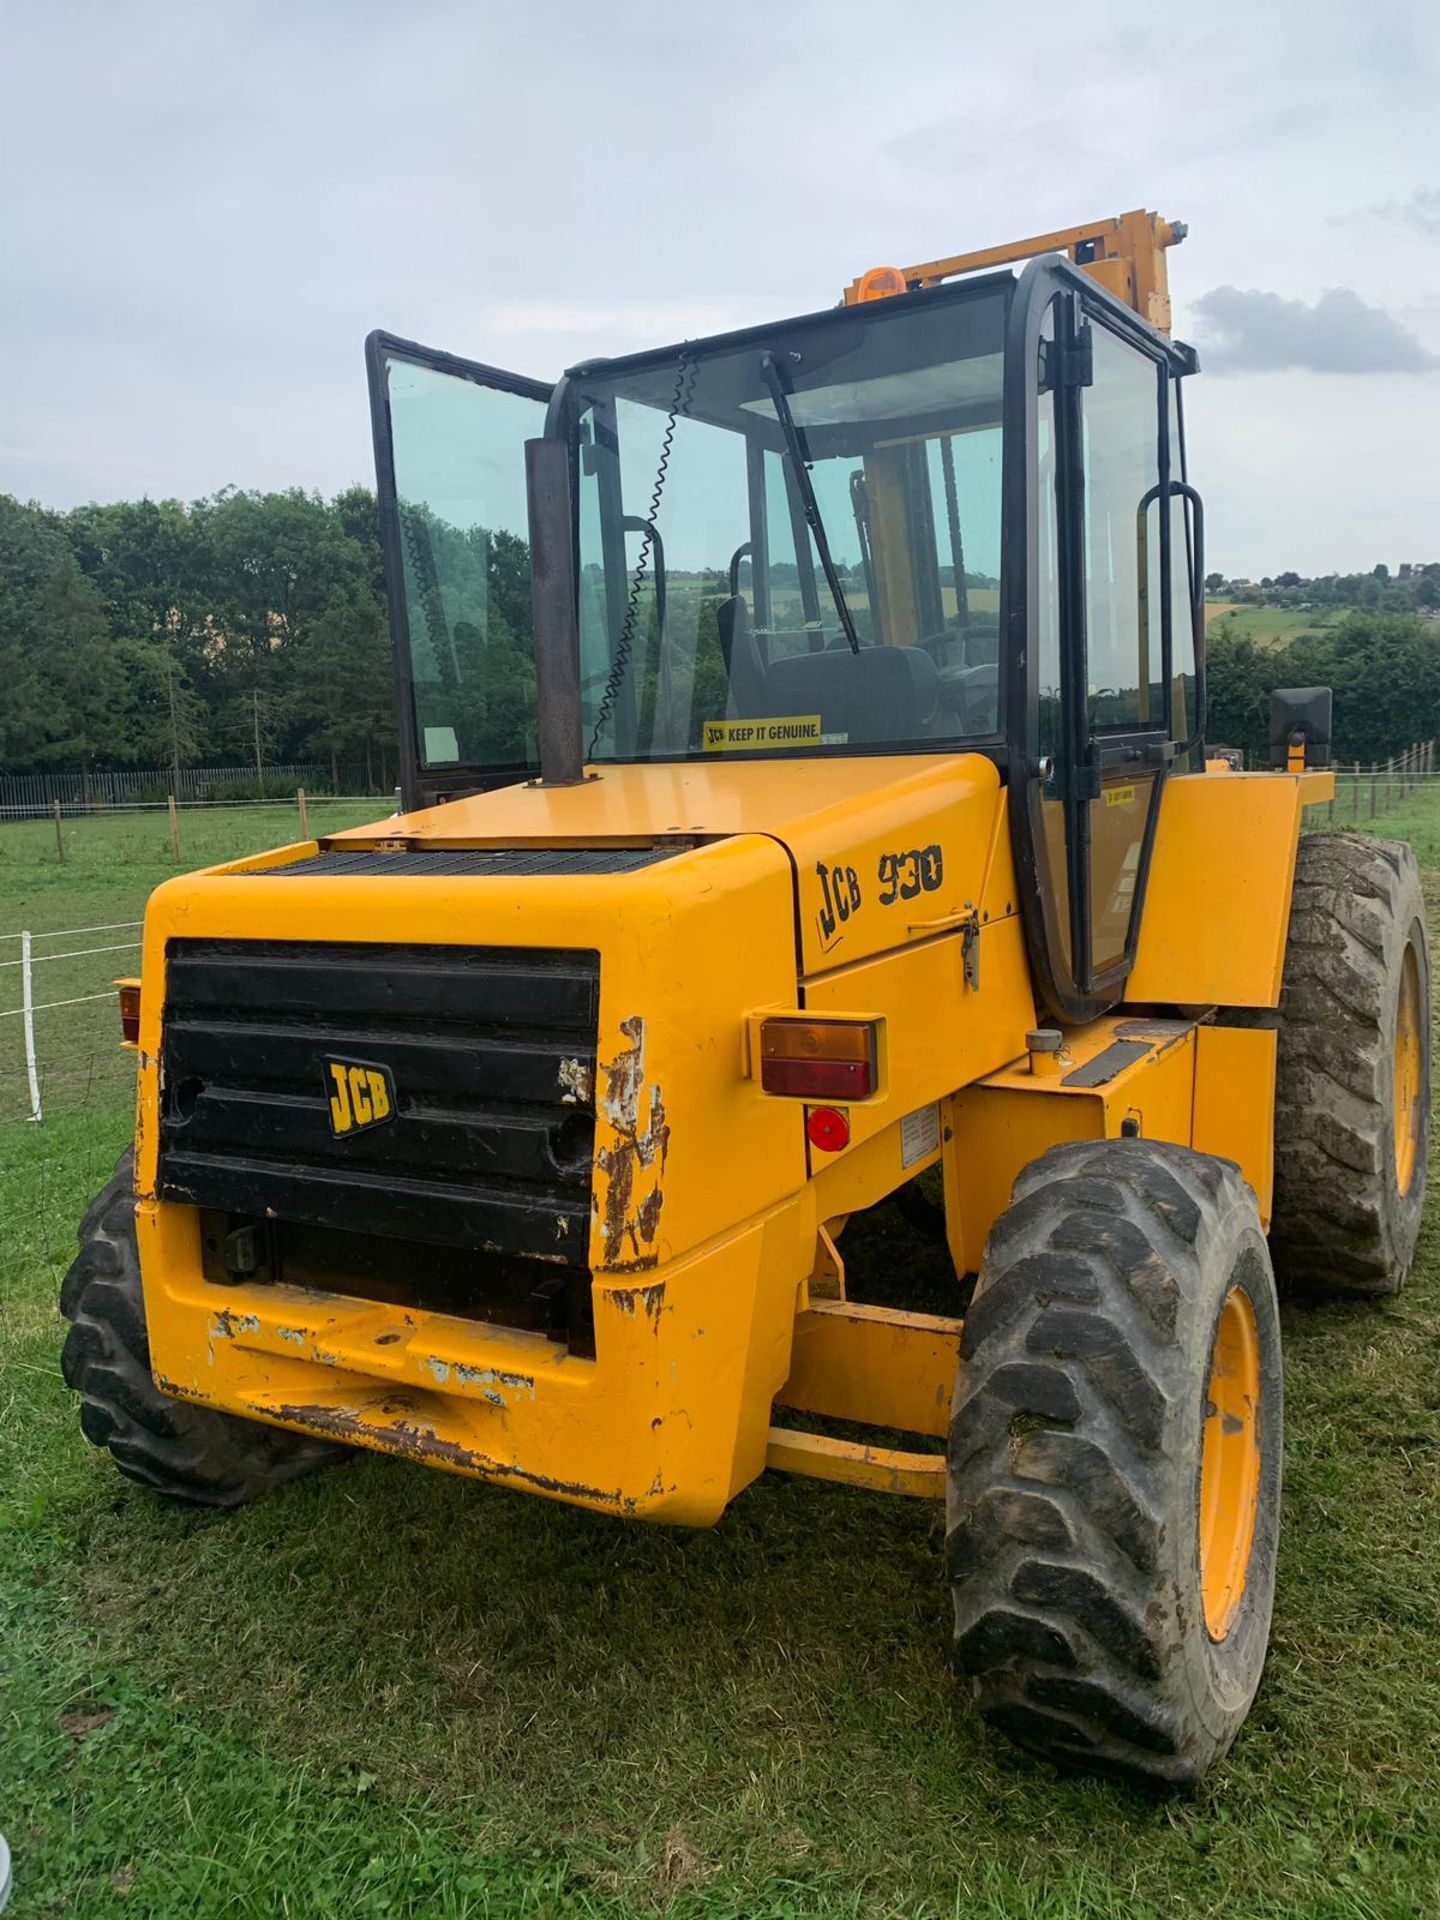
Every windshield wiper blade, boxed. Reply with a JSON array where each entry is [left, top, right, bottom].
[[759, 352, 861, 655]]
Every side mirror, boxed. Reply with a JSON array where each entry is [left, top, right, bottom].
[[1269, 686, 1333, 771]]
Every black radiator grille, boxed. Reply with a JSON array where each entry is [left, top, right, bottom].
[[158, 939, 599, 1261], [256, 846, 681, 879]]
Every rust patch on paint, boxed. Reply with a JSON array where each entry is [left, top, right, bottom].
[[270, 1400, 631, 1509], [595, 1016, 671, 1270], [211, 1308, 261, 1340], [609, 1281, 666, 1323]]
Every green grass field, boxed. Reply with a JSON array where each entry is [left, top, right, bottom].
[[3, 795, 1439, 1917], [1203, 604, 1347, 650], [0, 802, 382, 1124]]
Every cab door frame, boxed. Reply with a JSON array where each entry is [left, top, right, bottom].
[[1001, 258, 1202, 1023], [366, 330, 553, 812]]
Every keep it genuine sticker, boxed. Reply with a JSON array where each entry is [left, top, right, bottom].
[[703, 715, 822, 751]]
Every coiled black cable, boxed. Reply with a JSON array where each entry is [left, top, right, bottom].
[[588, 352, 697, 759]]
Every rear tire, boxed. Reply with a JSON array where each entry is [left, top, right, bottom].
[[60, 1151, 347, 1507], [1271, 832, 1429, 1298], [948, 1139, 1282, 1788]]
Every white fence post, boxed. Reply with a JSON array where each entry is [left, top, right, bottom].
[[21, 930, 42, 1123]]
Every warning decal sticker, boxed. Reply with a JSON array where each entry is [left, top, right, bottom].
[[900, 1102, 941, 1168], [702, 715, 823, 752]]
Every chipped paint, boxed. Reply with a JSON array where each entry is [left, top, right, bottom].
[[595, 1016, 672, 1270], [211, 1308, 261, 1339], [558, 1056, 593, 1104], [426, 1356, 536, 1398], [270, 1401, 632, 1508], [453, 1362, 536, 1396], [608, 1281, 667, 1325], [275, 1325, 307, 1345]]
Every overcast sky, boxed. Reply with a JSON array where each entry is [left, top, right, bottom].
[[2, 0, 1435, 576]]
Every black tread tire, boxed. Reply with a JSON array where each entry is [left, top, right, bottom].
[[60, 1151, 347, 1507], [948, 1138, 1282, 1788], [1270, 831, 1429, 1298]]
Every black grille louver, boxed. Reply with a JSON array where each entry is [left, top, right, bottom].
[[254, 846, 684, 879], [158, 939, 598, 1263]]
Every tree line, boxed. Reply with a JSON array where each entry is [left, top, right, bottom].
[[1205, 562, 1440, 615], [0, 488, 395, 787], [3, 482, 1436, 781], [1206, 611, 1440, 769]]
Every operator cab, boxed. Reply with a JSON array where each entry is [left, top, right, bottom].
[[367, 251, 1203, 1021]]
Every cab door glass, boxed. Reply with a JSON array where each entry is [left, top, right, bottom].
[[1081, 329, 1163, 733], [1079, 324, 1165, 977], [374, 346, 550, 774], [1168, 385, 1199, 743], [1034, 300, 1071, 972]]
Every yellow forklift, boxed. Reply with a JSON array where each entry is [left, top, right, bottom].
[[62, 212, 1429, 1785]]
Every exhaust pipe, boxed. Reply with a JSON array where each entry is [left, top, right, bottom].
[[525, 435, 585, 786]]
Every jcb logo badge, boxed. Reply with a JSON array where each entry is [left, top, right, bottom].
[[323, 1057, 395, 1137]]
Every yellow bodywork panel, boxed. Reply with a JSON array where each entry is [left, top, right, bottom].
[[1128, 769, 1320, 1007], [775, 1301, 960, 1438], [945, 1014, 1277, 1274], [134, 828, 820, 1523], [142, 1194, 813, 1524], [1193, 1023, 1278, 1224], [333, 753, 1012, 976]]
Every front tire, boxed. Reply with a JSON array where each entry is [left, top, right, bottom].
[[60, 1151, 347, 1507], [1271, 831, 1429, 1298], [947, 1139, 1282, 1788]]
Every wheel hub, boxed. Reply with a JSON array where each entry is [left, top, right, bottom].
[[1199, 1285, 1262, 1640], [1393, 941, 1423, 1198]]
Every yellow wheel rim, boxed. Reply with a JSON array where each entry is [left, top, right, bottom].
[[1393, 942, 1423, 1199], [1199, 1286, 1262, 1641]]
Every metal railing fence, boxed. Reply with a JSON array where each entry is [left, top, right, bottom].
[[0, 763, 374, 819]]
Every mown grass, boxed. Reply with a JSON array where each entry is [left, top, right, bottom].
[[0, 802, 381, 1123], [2, 798, 1439, 1916], [1203, 604, 1348, 649]]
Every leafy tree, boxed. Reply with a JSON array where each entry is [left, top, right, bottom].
[[1207, 613, 1440, 767], [30, 555, 125, 767], [0, 494, 63, 764]]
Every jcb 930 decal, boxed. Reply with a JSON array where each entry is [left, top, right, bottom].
[[877, 844, 944, 905], [816, 860, 862, 945]]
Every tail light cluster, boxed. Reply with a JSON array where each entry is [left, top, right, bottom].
[[758, 1018, 878, 1100], [116, 978, 141, 1048]]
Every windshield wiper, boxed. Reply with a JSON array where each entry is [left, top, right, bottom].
[[759, 352, 861, 655]]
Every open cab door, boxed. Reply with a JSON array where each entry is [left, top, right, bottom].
[[366, 332, 553, 811], [1004, 261, 1202, 1022]]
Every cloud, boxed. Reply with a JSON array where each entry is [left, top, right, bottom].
[[1334, 188, 1440, 239], [1192, 286, 1439, 374], [1378, 188, 1440, 238]]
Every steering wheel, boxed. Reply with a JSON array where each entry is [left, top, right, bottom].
[[916, 628, 962, 664]]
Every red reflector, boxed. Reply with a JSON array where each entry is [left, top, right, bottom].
[[116, 979, 141, 1046], [806, 1106, 851, 1153], [764, 1055, 872, 1098]]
